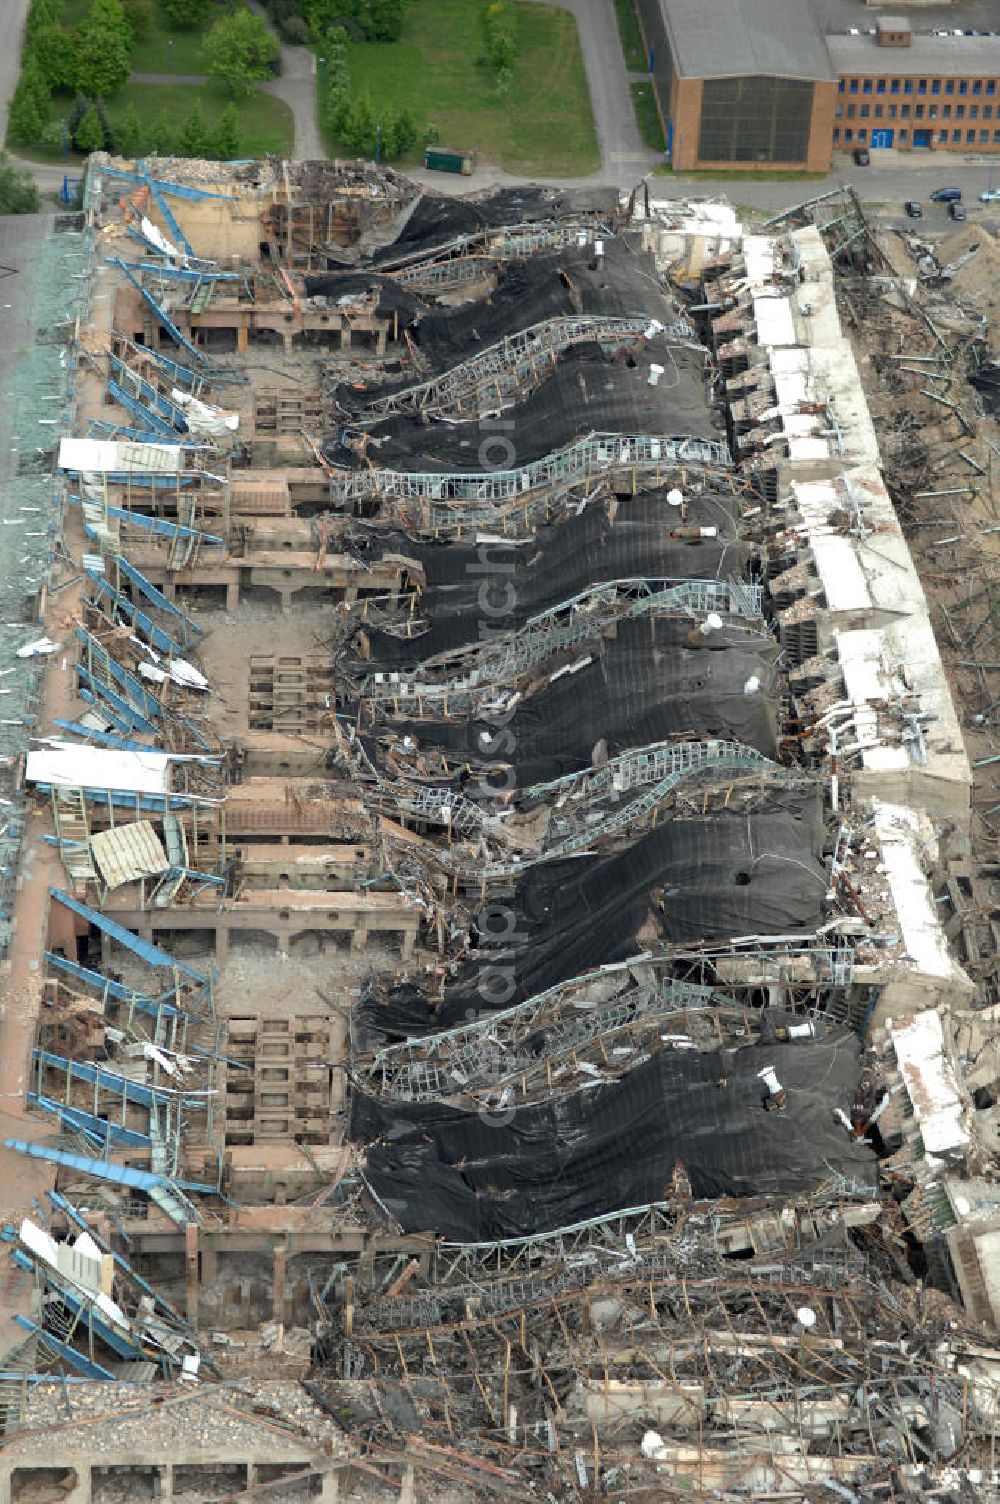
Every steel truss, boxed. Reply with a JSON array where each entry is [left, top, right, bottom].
[[356, 315, 695, 419], [352, 576, 761, 712], [329, 431, 732, 533], [376, 218, 616, 277], [358, 969, 724, 1102]]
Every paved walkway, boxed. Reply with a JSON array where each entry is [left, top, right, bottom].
[[132, 71, 207, 86], [523, 0, 656, 185], [247, 0, 323, 162]]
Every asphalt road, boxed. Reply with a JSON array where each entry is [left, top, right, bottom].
[[0, 0, 30, 143], [525, 0, 656, 183], [665, 154, 1000, 217]]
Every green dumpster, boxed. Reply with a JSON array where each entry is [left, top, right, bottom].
[[424, 147, 476, 176]]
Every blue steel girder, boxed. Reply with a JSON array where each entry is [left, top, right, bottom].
[[76, 680, 160, 737], [3, 1139, 216, 1195], [51, 721, 155, 753], [112, 554, 204, 641], [101, 163, 235, 202], [33, 1049, 170, 1112], [27, 1094, 151, 1150], [106, 379, 179, 439], [111, 260, 241, 285], [110, 260, 211, 366], [109, 355, 189, 428], [76, 627, 164, 721], [85, 571, 186, 657], [72, 498, 224, 546], [88, 421, 175, 445], [33, 781, 198, 816], [136, 159, 195, 257], [44, 951, 181, 1019], [48, 888, 208, 981], [13, 1317, 117, 1379]]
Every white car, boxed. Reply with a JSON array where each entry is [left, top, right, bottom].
[[981, 189, 1000, 203]]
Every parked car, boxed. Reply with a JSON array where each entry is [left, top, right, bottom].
[[853, 147, 870, 165], [930, 187, 962, 202], [981, 188, 1000, 202], [950, 201, 968, 221], [904, 200, 923, 218]]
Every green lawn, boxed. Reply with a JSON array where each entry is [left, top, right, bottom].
[[114, 83, 293, 156], [330, 0, 599, 176], [614, 0, 646, 72], [23, 82, 293, 163], [61, 0, 211, 73], [631, 82, 663, 152]]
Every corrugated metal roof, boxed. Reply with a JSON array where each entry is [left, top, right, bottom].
[[827, 33, 1000, 79], [90, 822, 169, 889], [661, 0, 838, 81]]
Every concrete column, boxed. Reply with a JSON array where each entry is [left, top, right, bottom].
[[201, 1243, 219, 1288], [376, 327, 387, 356], [214, 921, 229, 968], [340, 325, 352, 351], [160, 1465, 173, 1501], [320, 1471, 339, 1504], [225, 579, 240, 612], [402, 925, 415, 961], [238, 318, 249, 354], [0, 1464, 11, 1504], [350, 921, 368, 955], [397, 1464, 415, 1504], [273, 1243, 286, 1323], [185, 1223, 199, 1328]]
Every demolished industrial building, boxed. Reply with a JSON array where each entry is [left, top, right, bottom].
[[0, 155, 997, 1501]]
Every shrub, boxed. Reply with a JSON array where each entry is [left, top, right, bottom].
[[211, 102, 242, 159], [74, 105, 105, 154], [158, 0, 214, 28], [0, 153, 40, 214]]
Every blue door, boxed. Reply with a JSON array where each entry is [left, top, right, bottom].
[[869, 128, 894, 149], [913, 129, 932, 148]]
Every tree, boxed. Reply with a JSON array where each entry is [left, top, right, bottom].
[[377, 110, 396, 162], [76, 0, 134, 98], [26, 0, 63, 40], [368, 0, 403, 42], [123, 0, 155, 38], [158, 0, 214, 28], [342, 90, 375, 156], [6, 61, 50, 147], [211, 102, 242, 160], [484, 0, 517, 84], [0, 153, 40, 214], [178, 102, 211, 157], [149, 112, 175, 155], [82, 0, 134, 51], [74, 105, 105, 154], [76, 32, 132, 98], [115, 102, 145, 157], [394, 108, 417, 157], [28, 25, 79, 92], [203, 11, 280, 98]]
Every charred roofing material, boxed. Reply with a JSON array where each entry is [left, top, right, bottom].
[[365, 791, 828, 1036], [352, 1020, 876, 1240], [369, 616, 781, 784], [324, 341, 715, 472]]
